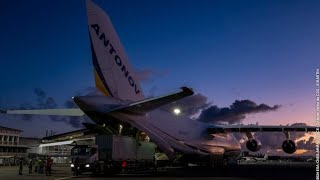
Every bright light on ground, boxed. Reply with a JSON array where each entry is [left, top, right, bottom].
[[173, 108, 181, 115]]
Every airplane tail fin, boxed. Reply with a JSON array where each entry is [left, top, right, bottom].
[[86, 0, 144, 101]]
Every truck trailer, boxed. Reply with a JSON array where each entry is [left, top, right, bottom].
[[70, 135, 156, 175]]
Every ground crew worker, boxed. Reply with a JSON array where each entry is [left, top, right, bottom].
[[153, 156, 157, 173], [74, 157, 80, 176], [121, 160, 127, 172], [18, 158, 23, 175], [46, 157, 53, 176], [28, 158, 33, 174], [34, 158, 38, 172], [38, 159, 43, 174]]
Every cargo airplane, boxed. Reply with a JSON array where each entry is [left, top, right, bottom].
[[1, 0, 316, 167]]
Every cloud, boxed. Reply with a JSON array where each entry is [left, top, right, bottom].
[[135, 69, 169, 83], [67, 116, 84, 128], [32, 88, 58, 109], [161, 94, 280, 126], [73, 86, 103, 96], [134, 68, 170, 98], [288, 123, 310, 140], [135, 69, 154, 82], [32, 88, 68, 123], [160, 93, 280, 125], [253, 132, 283, 149], [146, 85, 158, 97], [161, 93, 210, 117], [34, 88, 46, 106], [297, 136, 316, 150], [197, 100, 280, 124]]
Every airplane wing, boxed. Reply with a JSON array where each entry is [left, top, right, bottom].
[[74, 86, 194, 115], [1, 87, 193, 117], [207, 125, 317, 133], [118, 86, 194, 114], [0, 108, 84, 116]]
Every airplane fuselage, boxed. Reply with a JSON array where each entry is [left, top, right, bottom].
[[74, 95, 241, 160], [114, 109, 241, 158]]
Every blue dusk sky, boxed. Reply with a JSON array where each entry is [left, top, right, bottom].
[[0, 0, 319, 137]]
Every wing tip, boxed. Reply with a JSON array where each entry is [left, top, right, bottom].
[[181, 86, 194, 95], [0, 109, 7, 114]]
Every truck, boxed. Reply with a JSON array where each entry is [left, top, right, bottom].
[[70, 135, 156, 175]]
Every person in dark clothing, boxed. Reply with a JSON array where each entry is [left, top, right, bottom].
[[74, 157, 80, 176], [34, 158, 38, 173], [28, 158, 33, 174], [46, 157, 53, 176], [38, 159, 44, 174], [153, 156, 157, 173], [18, 158, 23, 175]]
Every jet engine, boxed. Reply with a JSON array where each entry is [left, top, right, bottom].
[[246, 139, 262, 152], [282, 140, 297, 154]]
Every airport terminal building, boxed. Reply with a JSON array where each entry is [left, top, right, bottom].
[[40, 129, 95, 163], [0, 126, 29, 165], [0, 125, 96, 165]]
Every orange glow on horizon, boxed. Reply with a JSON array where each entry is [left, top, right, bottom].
[[295, 149, 308, 155]]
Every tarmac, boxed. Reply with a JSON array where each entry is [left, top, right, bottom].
[[0, 162, 316, 180]]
